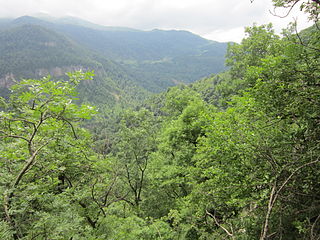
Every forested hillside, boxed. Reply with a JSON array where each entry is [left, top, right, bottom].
[[0, 15, 228, 92], [1, 0, 320, 239], [0, 22, 148, 107], [0, 24, 99, 77]]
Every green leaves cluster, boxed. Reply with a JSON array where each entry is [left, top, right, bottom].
[[1, 4, 320, 239], [0, 71, 99, 239], [80, 22, 320, 239], [105, 22, 320, 239]]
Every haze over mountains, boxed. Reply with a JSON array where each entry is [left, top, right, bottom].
[[0, 15, 229, 106]]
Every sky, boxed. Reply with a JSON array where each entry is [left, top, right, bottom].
[[0, 0, 313, 42]]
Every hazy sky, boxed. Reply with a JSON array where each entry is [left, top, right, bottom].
[[0, 0, 312, 42]]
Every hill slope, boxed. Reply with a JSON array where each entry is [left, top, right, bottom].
[[52, 20, 229, 91], [0, 24, 99, 78], [0, 23, 147, 107], [2, 16, 229, 92]]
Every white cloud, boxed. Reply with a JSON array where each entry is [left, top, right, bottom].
[[204, 27, 246, 43], [0, 0, 313, 42]]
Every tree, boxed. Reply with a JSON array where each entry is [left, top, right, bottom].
[[271, 0, 320, 21], [111, 108, 158, 211], [161, 23, 320, 239], [0, 71, 98, 239], [245, 30, 320, 239], [226, 24, 281, 82]]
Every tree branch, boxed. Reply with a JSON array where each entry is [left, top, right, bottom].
[[78, 201, 97, 229], [91, 179, 106, 217], [124, 164, 138, 198], [260, 159, 320, 239], [269, 0, 300, 18], [0, 132, 29, 143], [61, 117, 78, 139], [311, 213, 320, 239], [260, 182, 277, 240], [206, 210, 234, 239], [3, 143, 48, 239], [294, 21, 320, 52]]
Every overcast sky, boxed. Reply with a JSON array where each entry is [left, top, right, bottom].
[[0, 0, 312, 42]]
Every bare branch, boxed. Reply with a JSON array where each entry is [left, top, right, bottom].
[[124, 164, 138, 197], [206, 210, 234, 239], [91, 178, 106, 217], [260, 159, 320, 239], [276, 159, 320, 200], [311, 213, 320, 239], [294, 21, 320, 52], [62, 118, 78, 139], [269, 0, 300, 18], [0, 131, 29, 143], [103, 175, 118, 206], [13, 143, 48, 188], [260, 182, 277, 240], [78, 201, 97, 229]]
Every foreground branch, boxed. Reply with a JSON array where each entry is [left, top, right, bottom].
[[260, 159, 320, 240], [206, 210, 235, 239]]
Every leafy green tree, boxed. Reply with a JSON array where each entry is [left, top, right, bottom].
[[142, 87, 210, 238], [111, 108, 159, 212], [226, 24, 281, 82], [0, 71, 98, 239], [154, 22, 320, 240], [193, 23, 320, 239], [245, 28, 320, 239]]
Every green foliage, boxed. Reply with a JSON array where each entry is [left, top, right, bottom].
[[0, 21, 149, 111], [0, 221, 13, 240], [1, 3, 320, 239], [0, 25, 100, 78], [125, 21, 320, 240], [0, 16, 228, 95], [111, 108, 159, 209], [0, 71, 99, 239], [226, 24, 281, 81]]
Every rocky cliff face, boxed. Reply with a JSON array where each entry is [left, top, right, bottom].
[[0, 65, 86, 88], [0, 73, 15, 88], [34, 65, 86, 78]]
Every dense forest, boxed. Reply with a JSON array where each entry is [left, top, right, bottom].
[[1, 0, 320, 239]]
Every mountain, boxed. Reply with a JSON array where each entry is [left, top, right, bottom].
[[0, 15, 229, 104], [0, 24, 98, 77], [3, 16, 228, 91], [55, 16, 137, 32], [0, 22, 147, 107], [50, 20, 229, 91]]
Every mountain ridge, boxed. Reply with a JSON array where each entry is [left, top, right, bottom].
[[0, 22, 147, 106], [0, 15, 229, 103]]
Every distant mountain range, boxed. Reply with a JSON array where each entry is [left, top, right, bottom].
[[0, 15, 229, 106]]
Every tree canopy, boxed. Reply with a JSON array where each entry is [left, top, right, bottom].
[[1, 1, 320, 239]]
